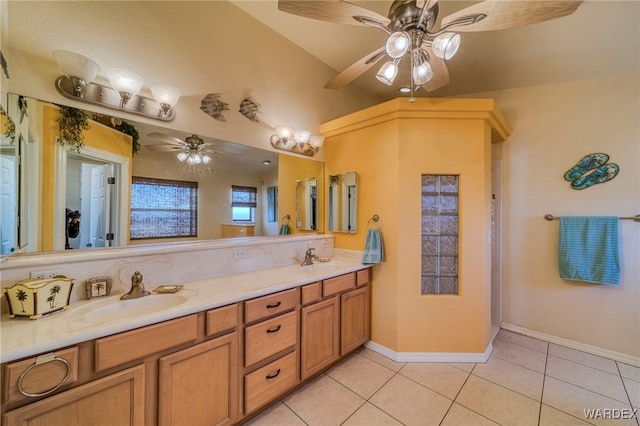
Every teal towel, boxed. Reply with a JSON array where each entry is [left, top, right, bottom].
[[279, 224, 290, 235], [558, 216, 620, 285], [362, 228, 383, 264]]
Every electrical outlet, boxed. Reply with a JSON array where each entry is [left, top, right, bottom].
[[233, 249, 247, 260], [30, 269, 64, 279], [321, 240, 329, 248]]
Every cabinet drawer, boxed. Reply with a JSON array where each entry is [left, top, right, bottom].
[[244, 288, 297, 324], [245, 351, 297, 414], [95, 315, 198, 372], [206, 303, 238, 337], [301, 282, 322, 306], [3, 347, 79, 404], [323, 273, 355, 297], [356, 269, 369, 287], [245, 311, 297, 367]]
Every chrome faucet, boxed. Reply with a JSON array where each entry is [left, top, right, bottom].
[[121, 271, 150, 300], [301, 248, 317, 266]]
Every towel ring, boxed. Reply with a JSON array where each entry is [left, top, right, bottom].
[[367, 214, 382, 229], [281, 214, 290, 224]]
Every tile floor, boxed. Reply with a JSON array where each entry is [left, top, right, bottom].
[[245, 330, 640, 426]]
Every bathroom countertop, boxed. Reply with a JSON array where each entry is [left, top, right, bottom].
[[1, 253, 372, 363]]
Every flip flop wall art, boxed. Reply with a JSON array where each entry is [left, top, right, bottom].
[[564, 153, 619, 190]]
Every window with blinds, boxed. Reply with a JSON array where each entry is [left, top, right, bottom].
[[232, 185, 257, 222], [130, 176, 198, 239]]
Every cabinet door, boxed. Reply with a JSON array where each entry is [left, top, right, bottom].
[[2, 365, 145, 426], [341, 286, 370, 355], [158, 333, 238, 426], [300, 296, 339, 381]]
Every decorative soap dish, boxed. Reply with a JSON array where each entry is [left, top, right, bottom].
[[153, 285, 183, 294], [317, 257, 331, 262]]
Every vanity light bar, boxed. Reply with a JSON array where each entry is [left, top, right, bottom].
[[55, 76, 175, 122]]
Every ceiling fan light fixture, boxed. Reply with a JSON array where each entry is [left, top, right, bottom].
[[202, 154, 212, 165], [177, 152, 189, 162], [432, 32, 461, 60], [376, 60, 399, 85], [385, 31, 410, 59]]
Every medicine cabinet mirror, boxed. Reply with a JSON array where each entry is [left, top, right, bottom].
[[296, 177, 318, 231], [328, 172, 357, 233]]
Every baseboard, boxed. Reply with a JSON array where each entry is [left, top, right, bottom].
[[364, 340, 493, 363], [501, 322, 640, 367]]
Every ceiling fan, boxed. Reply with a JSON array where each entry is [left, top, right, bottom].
[[278, 0, 582, 99], [145, 132, 234, 165]]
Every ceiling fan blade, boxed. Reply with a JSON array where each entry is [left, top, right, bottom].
[[325, 47, 386, 89], [278, 0, 390, 27], [146, 132, 185, 145], [416, 0, 438, 11], [441, 0, 582, 32], [144, 144, 184, 152], [421, 47, 449, 92]]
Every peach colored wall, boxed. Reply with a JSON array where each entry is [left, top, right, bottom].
[[322, 98, 509, 353], [472, 74, 640, 358], [41, 104, 133, 251], [277, 153, 324, 234]]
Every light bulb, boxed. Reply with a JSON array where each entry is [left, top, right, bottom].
[[375, 60, 398, 85], [202, 155, 211, 164], [432, 32, 461, 60], [104, 68, 144, 106], [413, 60, 434, 85], [294, 130, 311, 144], [309, 135, 325, 149], [275, 125, 294, 140], [177, 152, 188, 162], [149, 83, 182, 114], [385, 32, 410, 59]]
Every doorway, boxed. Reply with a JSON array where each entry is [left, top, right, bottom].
[[54, 145, 129, 251], [491, 159, 503, 339]]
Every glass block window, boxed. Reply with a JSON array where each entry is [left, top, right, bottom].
[[130, 177, 198, 239], [421, 175, 459, 294]]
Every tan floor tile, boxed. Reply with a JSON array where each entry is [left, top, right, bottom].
[[399, 362, 469, 399], [283, 374, 364, 425], [244, 401, 306, 426], [456, 375, 540, 426], [359, 347, 406, 372], [326, 353, 395, 399], [473, 355, 544, 400], [622, 377, 640, 408], [618, 362, 640, 382], [449, 362, 476, 372], [342, 402, 403, 426], [539, 404, 591, 425], [549, 344, 618, 374], [542, 376, 637, 426], [497, 329, 549, 353], [491, 338, 547, 373], [369, 374, 452, 426], [546, 355, 628, 403], [440, 403, 499, 426]]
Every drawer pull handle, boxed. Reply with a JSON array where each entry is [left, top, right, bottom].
[[266, 301, 281, 309], [18, 353, 71, 398], [266, 325, 282, 334], [266, 369, 281, 380]]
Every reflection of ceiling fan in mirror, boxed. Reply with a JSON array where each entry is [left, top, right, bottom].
[[278, 0, 582, 99], [145, 132, 239, 165]]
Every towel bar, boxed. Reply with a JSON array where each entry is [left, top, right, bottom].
[[545, 214, 640, 222]]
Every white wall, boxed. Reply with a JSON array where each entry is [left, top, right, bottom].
[[475, 74, 640, 358]]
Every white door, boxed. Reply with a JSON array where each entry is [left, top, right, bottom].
[[0, 154, 16, 255], [89, 164, 110, 248], [491, 160, 503, 339]]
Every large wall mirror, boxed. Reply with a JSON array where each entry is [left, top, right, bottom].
[[296, 177, 318, 231], [328, 172, 357, 233], [2, 92, 325, 257]]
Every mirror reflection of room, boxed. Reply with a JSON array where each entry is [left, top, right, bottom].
[[296, 177, 318, 231], [328, 172, 357, 233]]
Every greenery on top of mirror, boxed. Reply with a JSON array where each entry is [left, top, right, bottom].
[[0, 104, 16, 144], [56, 105, 141, 155], [57, 105, 91, 152]]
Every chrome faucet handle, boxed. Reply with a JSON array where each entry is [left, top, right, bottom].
[[301, 248, 317, 266]]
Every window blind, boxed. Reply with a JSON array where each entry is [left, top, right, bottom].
[[231, 185, 257, 208]]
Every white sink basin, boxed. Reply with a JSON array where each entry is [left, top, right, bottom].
[[73, 290, 197, 323], [300, 261, 343, 273]]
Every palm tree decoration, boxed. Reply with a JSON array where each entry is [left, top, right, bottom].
[[48, 284, 61, 308], [16, 289, 28, 312], [95, 282, 105, 295]]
